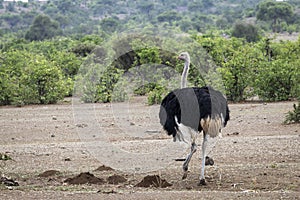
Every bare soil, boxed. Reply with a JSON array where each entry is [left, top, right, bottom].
[[0, 98, 299, 199]]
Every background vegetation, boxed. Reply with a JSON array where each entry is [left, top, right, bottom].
[[1, 0, 300, 37], [0, 0, 299, 110]]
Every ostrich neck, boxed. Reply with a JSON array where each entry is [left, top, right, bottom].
[[181, 60, 190, 88]]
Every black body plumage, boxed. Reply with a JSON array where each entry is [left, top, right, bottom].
[[159, 86, 230, 139]]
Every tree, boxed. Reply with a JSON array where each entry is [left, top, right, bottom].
[[1, 14, 21, 30], [232, 22, 260, 42], [157, 11, 182, 25], [256, 1, 294, 32], [56, 0, 73, 14], [138, 2, 154, 19], [0, 50, 68, 105], [25, 15, 62, 41], [100, 17, 120, 33], [6, 2, 15, 12], [188, 2, 203, 12]]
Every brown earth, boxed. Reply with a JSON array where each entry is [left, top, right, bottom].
[[0, 98, 299, 199], [135, 175, 172, 188]]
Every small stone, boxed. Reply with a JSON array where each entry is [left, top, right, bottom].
[[186, 186, 193, 190]]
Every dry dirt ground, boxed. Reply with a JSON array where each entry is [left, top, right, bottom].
[[0, 98, 299, 200]]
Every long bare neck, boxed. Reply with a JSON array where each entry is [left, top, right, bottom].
[[181, 59, 190, 88]]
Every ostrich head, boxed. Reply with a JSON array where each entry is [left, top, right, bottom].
[[178, 52, 190, 63], [178, 52, 190, 88]]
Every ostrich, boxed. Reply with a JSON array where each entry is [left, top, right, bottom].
[[159, 52, 230, 185], [179, 52, 190, 89]]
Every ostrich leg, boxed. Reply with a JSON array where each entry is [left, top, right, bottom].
[[199, 133, 208, 185], [182, 142, 197, 179]]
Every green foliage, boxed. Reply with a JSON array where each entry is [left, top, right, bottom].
[[96, 66, 124, 103], [100, 17, 121, 33], [50, 51, 81, 79], [1, 29, 300, 107], [256, 0, 294, 32], [195, 34, 300, 102], [134, 83, 157, 96], [260, 39, 300, 100], [196, 36, 256, 101], [0, 36, 84, 105], [232, 22, 260, 42], [147, 85, 166, 105], [284, 101, 300, 124], [157, 11, 182, 25], [135, 47, 162, 65], [25, 15, 62, 41], [79, 65, 124, 103], [6, 2, 15, 12], [253, 60, 293, 101], [1, 0, 300, 37], [0, 50, 68, 106]]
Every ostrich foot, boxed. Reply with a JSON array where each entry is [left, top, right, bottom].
[[182, 171, 188, 180], [205, 156, 214, 166], [182, 165, 188, 179], [198, 179, 206, 186]]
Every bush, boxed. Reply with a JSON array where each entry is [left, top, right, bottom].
[[195, 35, 300, 102], [25, 15, 62, 41], [79, 65, 124, 103], [254, 60, 293, 101], [232, 22, 261, 42], [14, 57, 67, 105], [284, 101, 300, 124], [134, 83, 157, 96], [0, 50, 68, 105], [147, 85, 165, 105]]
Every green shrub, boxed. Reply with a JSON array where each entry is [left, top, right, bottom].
[[284, 101, 300, 124], [134, 83, 157, 96], [79, 65, 124, 103], [254, 60, 295, 101], [0, 50, 68, 105], [147, 85, 165, 105]]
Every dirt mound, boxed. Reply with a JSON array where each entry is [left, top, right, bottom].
[[135, 175, 172, 188], [94, 165, 114, 171], [107, 174, 127, 184], [38, 170, 60, 177], [64, 172, 104, 185]]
